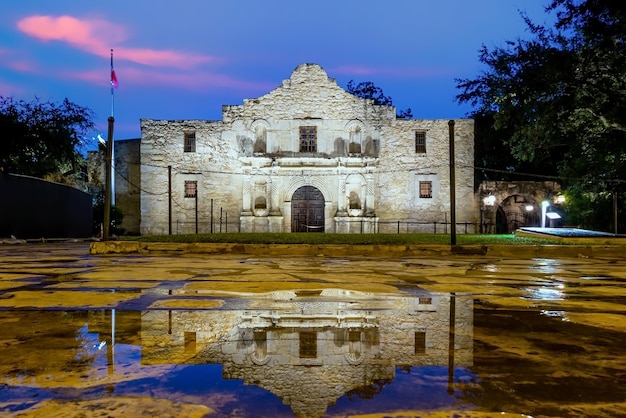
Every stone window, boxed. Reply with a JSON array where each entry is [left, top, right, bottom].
[[414, 331, 426, 355], [184, 180, 197, 198], [415, 131, 426, 153], [419, 181, 432, 198], [419, 296, 432, 304], [299, 126, 317, 152], [184, 131, 196, 153], [299, 331, 317, 358]]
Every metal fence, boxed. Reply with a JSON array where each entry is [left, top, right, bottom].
[[165, 213, 482, 235]]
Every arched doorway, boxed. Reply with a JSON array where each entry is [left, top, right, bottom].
[[291, 186, 325, 232], [496, 195, 540, 233]]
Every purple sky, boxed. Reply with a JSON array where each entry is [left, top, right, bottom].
[[0, 1, 551, 147]]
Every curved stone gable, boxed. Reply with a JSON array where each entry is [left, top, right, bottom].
[[234, 63, 394, 122]]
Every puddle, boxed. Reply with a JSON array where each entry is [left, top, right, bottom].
[[0, 289, 623, 418], [1, 244, 626, 417]]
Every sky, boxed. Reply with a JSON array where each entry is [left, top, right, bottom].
[[0, 0, 553, 148]]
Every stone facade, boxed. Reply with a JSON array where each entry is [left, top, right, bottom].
[[140, 63, 475, 234]]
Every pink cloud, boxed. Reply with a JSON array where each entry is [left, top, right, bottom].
[[330, 65, 452, 79], [16, 15, 218, 69], [65, 66, 274, 93], [17, 15, 125, 52], [0, 79, 26, 97], [0, 48, 39, 74], [8, 59, 39, 74], [113, 47, 216, 70]]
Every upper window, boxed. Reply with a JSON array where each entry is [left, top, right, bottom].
[[184, 180, 197, 198], [184, 131, 196, 153], [419, 181, 432, 198], [415, 131, 426, 153], [299, 126, 317, 152]]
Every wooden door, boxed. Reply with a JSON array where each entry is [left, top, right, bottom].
[[291, 186, 325, 232]]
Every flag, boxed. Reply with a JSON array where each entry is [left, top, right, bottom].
[[110, 49, 118, 88]]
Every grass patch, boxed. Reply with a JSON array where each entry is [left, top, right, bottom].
[[124, 233, 557, 246]]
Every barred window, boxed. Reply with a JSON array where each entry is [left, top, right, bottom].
[[299, 332, 317, 358], [184, 131, 196, 153], [419, 181, 432, 198], [299, 126, 317, 152], [184, 180, 197, 198], [415, 131, 426, 153]]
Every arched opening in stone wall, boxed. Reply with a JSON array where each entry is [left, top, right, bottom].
[[291, 186, 325, 233], [496, 194, 540, 233]]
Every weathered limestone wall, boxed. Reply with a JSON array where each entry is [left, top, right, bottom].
[[378, 118, 475, 225], [139, 63, 475, 235]]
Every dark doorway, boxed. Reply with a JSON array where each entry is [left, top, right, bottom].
[[291, 186, 325, 232]]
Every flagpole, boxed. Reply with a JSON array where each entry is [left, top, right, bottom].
[[110, 49, 116, 206]]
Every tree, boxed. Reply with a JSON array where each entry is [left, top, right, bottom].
[[0, 96, 95, 182], [455, 0, 626, 230], [346, 80, 413, 119]]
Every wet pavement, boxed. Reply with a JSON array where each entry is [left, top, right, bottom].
[[0, 242, 626, 417]]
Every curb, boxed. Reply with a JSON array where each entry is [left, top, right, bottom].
[[89, 241, 626, 258]]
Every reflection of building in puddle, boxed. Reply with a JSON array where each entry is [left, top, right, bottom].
[[140, 290, 472, 418]]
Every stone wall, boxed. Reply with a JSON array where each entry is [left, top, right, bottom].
[[139, 63, 475, 235]]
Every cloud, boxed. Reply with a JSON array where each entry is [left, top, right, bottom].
[[0, 79, 26, 96], [330, 65, 452, 79], [17, 15, 125, 52], [66, 66, 275, 93], [16, 15, 218, 69]]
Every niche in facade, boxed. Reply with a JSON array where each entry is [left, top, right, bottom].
[[334, 138, 346, 157], [363, 137, 378, 157], [254, 196, 267, 216], [240, 135, 254, 156], [349, 127, 362, 155], [253, 125, 267, 154], [348, 191, 362, 216]]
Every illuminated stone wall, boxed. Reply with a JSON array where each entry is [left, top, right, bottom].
[[140, 64, 475, 234]]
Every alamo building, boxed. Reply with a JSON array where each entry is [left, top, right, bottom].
[[103, 63, 476, 235]]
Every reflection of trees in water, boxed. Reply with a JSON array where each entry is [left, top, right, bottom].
[[0, 311, 100, 382], [345, 378, 393, 400]]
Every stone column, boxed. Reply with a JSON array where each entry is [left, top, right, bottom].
[[365, 174, 376, 216], [241, 176, 252, 216], [336, 176, 348, 216]]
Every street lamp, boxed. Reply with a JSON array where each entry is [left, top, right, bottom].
[[482, 195, 496, 233]]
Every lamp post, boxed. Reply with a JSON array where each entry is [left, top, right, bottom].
[[541, 200, 550, 228], [103, 116, 115, 241], [449, 120, 456, 246], [482, 195, 496, 233]]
